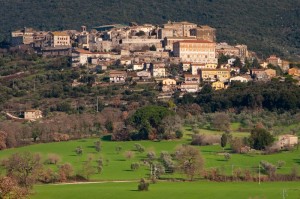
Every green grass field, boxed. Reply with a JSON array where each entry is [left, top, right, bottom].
[[0, 125, 299, 199], [31, 181, 300, 199], [0, 136, 299, 180]]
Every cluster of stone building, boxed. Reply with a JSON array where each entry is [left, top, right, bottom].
[[11, 21, 299, 95]]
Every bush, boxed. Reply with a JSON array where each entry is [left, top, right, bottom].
[[131, 162, 140, 171], [224, 153, 231, 161], [45, 153, 61, 165], [134, 143, 145, 153], [191, 134, 220, 146], [138, 178, 149, 191], [260, 160, 277, 177], [124, 151, 135, 160], [175, 130, 183, 139]]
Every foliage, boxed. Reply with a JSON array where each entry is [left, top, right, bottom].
[[194, 82, 300, 112], [175, 145, 204, 180], [134, 143, 145, 153], [75, 146, 83, 156], [248, 128, 274, 150], [137, 178, 149, 191], [0, 176, 28, 199], [94, 141, 102, 152], [211, 113, 230, 131], [221, 133, 227, 149], [2, 152, 43, 188], [1, 1, 300, 58], [130, 162, 140, 171]]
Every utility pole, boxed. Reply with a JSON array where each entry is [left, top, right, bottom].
[[96, 96, 99, 112], [259, 164, 261, 185]]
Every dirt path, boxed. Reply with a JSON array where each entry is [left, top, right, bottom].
[[46, 180, 137, 186]]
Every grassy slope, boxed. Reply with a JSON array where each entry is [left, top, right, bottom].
[[1, 0, 300, 59], [32, 181, 300, 199], [0, 133, 299, 180]]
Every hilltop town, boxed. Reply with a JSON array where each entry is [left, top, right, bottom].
[[10, 21, 300, 99], [1, 19, 300, 199]]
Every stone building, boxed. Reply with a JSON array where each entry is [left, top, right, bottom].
[[190, 25, 216, 42], [173, 40, 217, 64]]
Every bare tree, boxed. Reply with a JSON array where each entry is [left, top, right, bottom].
[[211, 112, 231, 131], [2, 152, 43, 188], [175, 145, 204, 181], [0, 176, 28, 199], [161, 115, 183, 139]]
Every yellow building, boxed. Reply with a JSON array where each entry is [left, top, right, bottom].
[[173, 40, 217, 64], [199, 69, 230, 82], [264, 69, 277, 78], [212, 81, 225, 90], [162, 78, 176, 85], [288, 68, 300, 76], [51, 31, 71, 47]]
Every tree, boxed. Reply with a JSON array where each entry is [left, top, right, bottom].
[[81, 157, 96, 180], [105, 120, 113, 133], [211, 112, 231, 131], [0, 176, 28, 199], [75, 146, 83, 156], [160, 115, 183, 139], [59, 163, 74, 182], [233, 57, 242, 67], [2, 152, 43, 188], [94, 141, 102, 152], [175, 145, 204, 180], [230, 137, 244, 153], [138, 178, 149, 191], [221, 133, 227, 150], [251, 58, 261, 68], [149, 45, 156, 51], [249, 128, 274, 150]]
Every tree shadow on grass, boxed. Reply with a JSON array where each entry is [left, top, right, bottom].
[[115, 159, 126, 161], [123, 169, 133, 172], [293, 159, 300, 164], [86, 145, 96, 149]]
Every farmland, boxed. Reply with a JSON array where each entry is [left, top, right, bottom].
[[31, 181, 300, 199]]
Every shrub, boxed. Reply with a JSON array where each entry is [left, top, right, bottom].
[[230, 138, 244, 153], [75, 146, 83, 156], [160, 151, 175, 173], [175, 130, 183, 139], [147, 151, 156, 162], [224, 153, 231, 161], [277, 160, 286, 168], [138, 178, 149, 191], [124, 151, 135, 160], [59, 163, 74, 182], [260, 160, 277, 177], [45, 153, 61, 165], [131, 162, 140, 171], [191, 134, 220, 146], [134, 143, 145, 153]]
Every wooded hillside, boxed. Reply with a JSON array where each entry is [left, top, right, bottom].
[[1, 0, 300, 59]]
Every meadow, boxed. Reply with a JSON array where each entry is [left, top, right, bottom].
[[31, 181, 300, 199], [0, 128, 298, 180]]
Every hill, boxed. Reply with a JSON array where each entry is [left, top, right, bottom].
[[1, 0, 300, 59]]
